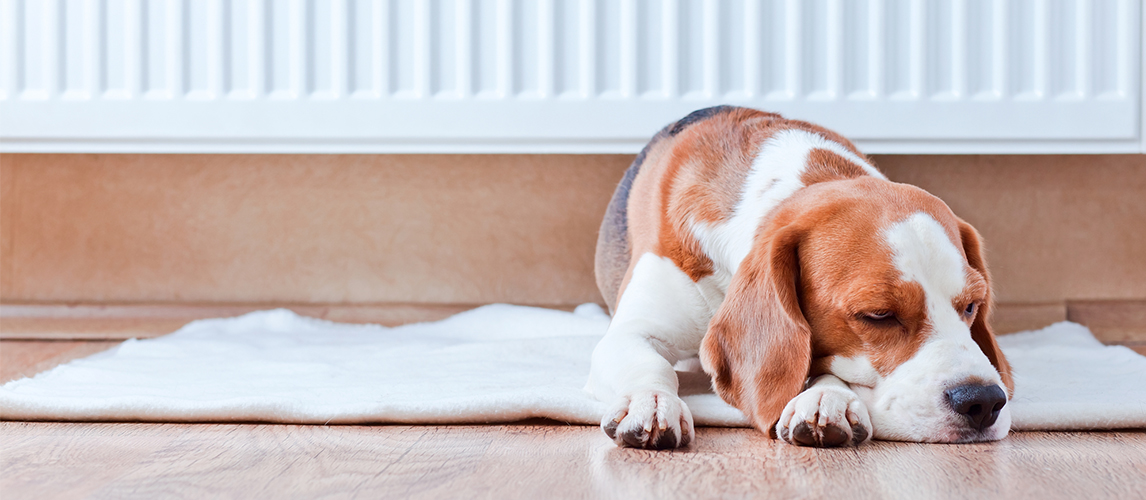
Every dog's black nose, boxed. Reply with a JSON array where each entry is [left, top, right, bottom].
[[945, 384, 1007, 431]]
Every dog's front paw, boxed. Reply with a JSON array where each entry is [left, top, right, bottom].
[[601, 390, 694, 449], [776, 383, 872, 447]]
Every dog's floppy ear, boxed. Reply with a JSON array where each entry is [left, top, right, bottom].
[[700, 220, 811, 437], [958, 219, 1014, 396]]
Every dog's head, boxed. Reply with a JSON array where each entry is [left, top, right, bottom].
[[700, 177, 1013, 443]]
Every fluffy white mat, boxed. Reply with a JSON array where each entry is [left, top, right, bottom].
[[2, 304, 1144, 430]]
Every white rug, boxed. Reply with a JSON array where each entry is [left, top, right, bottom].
[[2, 304, 1144, 430]]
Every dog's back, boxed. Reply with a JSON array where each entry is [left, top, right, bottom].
[[595, 106, 865, 313]]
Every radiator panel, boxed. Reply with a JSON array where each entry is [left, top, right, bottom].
[[0, 0, 1141, 153]]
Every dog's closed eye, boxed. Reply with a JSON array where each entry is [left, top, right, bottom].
[[860, 311, 900, 327]]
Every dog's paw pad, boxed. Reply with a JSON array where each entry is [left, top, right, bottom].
[[776, 385, 872, 448], [850, 421, 870, 446], [600, 390, 694, 450], [790, 420, 850, 448]]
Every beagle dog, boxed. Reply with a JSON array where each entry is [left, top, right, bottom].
[[586, 106, 1013, 449]]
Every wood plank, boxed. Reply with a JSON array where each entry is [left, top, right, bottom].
[[1, 422, 1143, 500], [0, 340, 121, 383], [1122, 343, 1146, 356], [0, 303, 509, 340], [0, 154, 626, 306], [1067, 300, 1146, 343], [3, 332, 1145, 499], [992, 302, 1067, 334]]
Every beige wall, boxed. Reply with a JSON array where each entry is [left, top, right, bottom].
[[1, 154, 625, 305], [2, 153, 1144, 308]]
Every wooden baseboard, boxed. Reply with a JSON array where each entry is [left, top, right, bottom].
[[991, 300, 1146, 354], [990, 302, 1067, 335], [1, 340, 123, 383], [3, 301, 1142, 347], [1065, 299, 1146, 355], [0, 302, 513, 340], [1067, 300, 1146, 342]]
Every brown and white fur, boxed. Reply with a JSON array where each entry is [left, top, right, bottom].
[[586, 106, 1014, 449]]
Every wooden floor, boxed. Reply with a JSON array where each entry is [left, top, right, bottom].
[[3, 334, 1146, 499], [3, 422, 1145, 500]]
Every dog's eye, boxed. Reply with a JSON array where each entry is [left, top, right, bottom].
[[963, 302, 977, 318], [861, 311, 898, 326]]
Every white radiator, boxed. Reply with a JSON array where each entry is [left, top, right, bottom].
[[0, 0, 1142, 153]]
